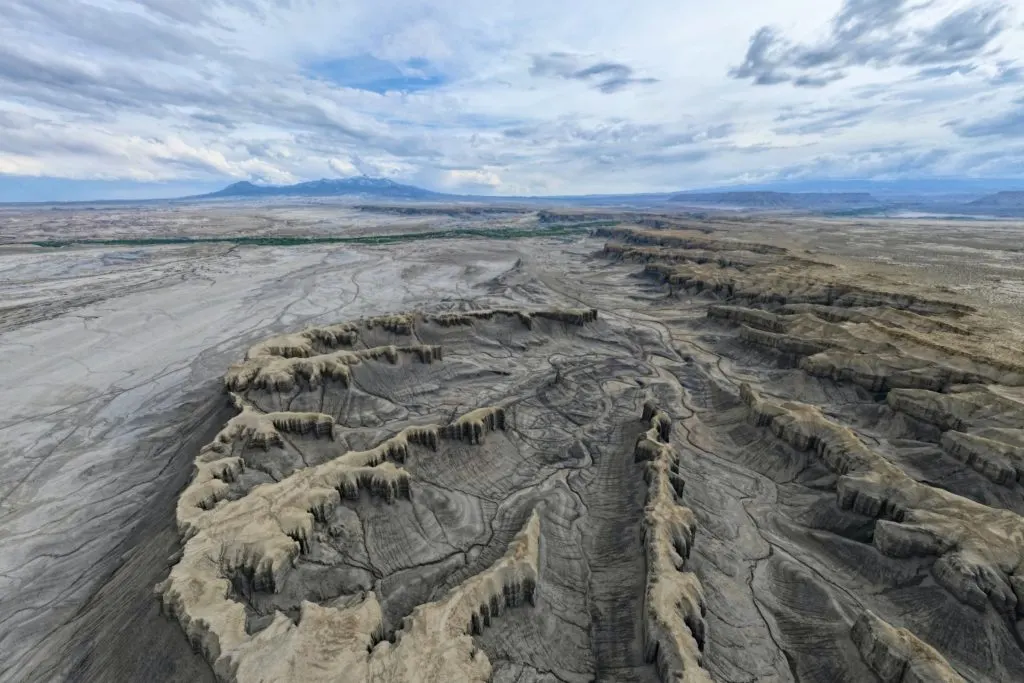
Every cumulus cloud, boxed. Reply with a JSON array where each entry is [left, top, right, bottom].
[[439, 169, 503, 191], [731, 0, 1011, 87], [328, 157, 360, 176]]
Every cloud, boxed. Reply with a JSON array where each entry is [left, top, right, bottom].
[[915, 64, 978, 79], [191, 112, 236, 128], [328, 157, 360, 176], [774, 106, 876, 135], [0, 0, 1022, 198], [951, 102, 1024, 138], [439, 168, 503, 191], [731, 0, 1011, 87], [767, 145, 956, 181], [992, 61, 1024, 84], [529, 52, 658, 93]]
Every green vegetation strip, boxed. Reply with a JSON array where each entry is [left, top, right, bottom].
[[29, 222, 617, 249]]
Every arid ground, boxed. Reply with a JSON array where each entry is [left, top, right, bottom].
[[3, 202, 1024, 682]]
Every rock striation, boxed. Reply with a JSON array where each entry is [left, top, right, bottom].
[[741, 384, 1024, 616], [851, 611, 966, 683], [635, 402, 713, 683], [158, 307, 606, 682], [595, 223, 1024, 681]]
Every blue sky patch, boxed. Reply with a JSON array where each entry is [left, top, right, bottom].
[[306, 55, 447, 94], [0, 177, 225, 203]]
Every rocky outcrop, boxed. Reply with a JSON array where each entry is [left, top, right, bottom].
[[608, 227, 972, 317], [887, 387, 1024, 433], [248, 323, 360, 359], [706, 305, 787, 332], [432, 307, 598, 329], [596, 226, 787, 255], [705, 299, 1019, 391], [365, 510, 540, 681], [739, 325, 833, 357], [162, 510, 541, 683], [779, 304, 973, 336], [161, 403, 518, 681], [242, 309, 601, 370], [940, 431, 1024, 486], [178, 396, 338, 513], [801, 351, 991, 393], [154, 306, 614, 682], [635, 402, 712, 683], [225, 345, 443, 393], [742, 384, 1024, 617], [535, 307, 599, 325], [851, 611, 966, 683], [433, 309, 534, 328], [605, 242, 766, 270], [443, 406, 506, 444]]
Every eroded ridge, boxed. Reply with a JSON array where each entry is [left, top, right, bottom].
[[158, 306, 612, 682], [607, 227, 971, 316], [604, 228, 1024, 396], [707, 304, 1024, 391], [595, 217, 1024, 680], [224, 307, 599, 395], [179, 393, 337, 514], [160, 402, 509, 666], [163, 508, 540, 683], [245, 313, 430, 359], [635, 402, 713, 683], [741, 384, 1024, 618], [888, 386, 1024, 487], [226, 345, 444, 392], [851, 611, 966, 683]]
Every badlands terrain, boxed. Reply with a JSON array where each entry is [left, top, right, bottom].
[[3, 201, 1024, 682]]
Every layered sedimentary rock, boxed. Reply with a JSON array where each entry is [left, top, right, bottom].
[[19, 208, 1024, 683], [140, 221, 1024, 683], [594, 223, 1024, 681], [599, 226, 788, 256], [225, 345, 444, 393], [161, 307, 654, 682], [741, 384, 1024, 616], [635, 403, 712, 683], [851, 612, 966, 683]]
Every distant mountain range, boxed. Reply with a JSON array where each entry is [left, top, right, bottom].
[[683, 178, 1024, 198], [200, 176, 443, 200], [182, 176, 1024, 216], [668, 191, 881, 210], [968, 191, 1024, 209]]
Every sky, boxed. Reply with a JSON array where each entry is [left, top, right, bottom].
[[1, 0, 1023, 200]]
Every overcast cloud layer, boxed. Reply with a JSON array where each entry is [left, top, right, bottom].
[[1, 0, 1023, 198]]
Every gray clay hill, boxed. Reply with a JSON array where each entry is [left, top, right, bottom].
[[4, 205, 1024, 682]]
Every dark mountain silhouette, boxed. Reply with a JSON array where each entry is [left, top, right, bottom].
[[200, 176, 444, 200]]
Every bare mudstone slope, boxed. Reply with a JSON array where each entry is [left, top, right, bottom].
[[159, 306, 666, 683], [9, 205, 1024, 682], [158, 222, 1024, 682]]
